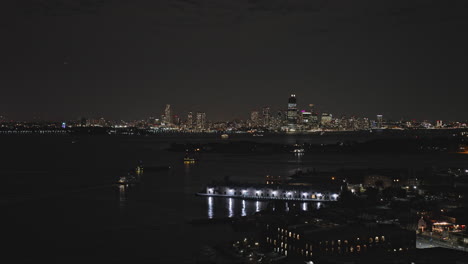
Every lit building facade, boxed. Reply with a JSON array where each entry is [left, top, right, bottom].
[[287, 94, 298, 126], [263, 222, 416, 260], [377, 114, 383, 129], [187, 112, 193, 129], [164, 104, 172, 125], [196, 112, 206, 131], [250, 111, 260, 127], [262, 107, 270, 127], [321, 113, 332, 127]]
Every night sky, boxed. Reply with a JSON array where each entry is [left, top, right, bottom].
[[2, 0, 467, 121]]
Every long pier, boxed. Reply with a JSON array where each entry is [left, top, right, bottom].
[[197, 183, 341, 202]]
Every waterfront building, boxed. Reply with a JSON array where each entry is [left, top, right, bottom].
[[263, 222, 416, 260]]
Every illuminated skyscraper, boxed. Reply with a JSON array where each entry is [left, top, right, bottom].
[[262, 107, 270, 127], [287, 94, 298, 125], [377, 114, 383, 129], [250, 111, 260, 127], [187, 112, 193, 128], [321, 113, 332, 127], [164, 104, 172, 125], [196, 112, 206, 131], [301, 110, 311, 124]]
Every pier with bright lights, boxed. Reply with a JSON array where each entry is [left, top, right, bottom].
[[197, 183, 341, 202]]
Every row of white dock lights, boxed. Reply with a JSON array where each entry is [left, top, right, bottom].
[[207, 188, 338, 200]]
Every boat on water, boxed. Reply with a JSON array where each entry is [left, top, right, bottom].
[[183, 152, 197, 164], [293, 148, 305, 153], [117, 172, 139, 184], [135, 160, 144, 174], [221, 133, 229, 139]]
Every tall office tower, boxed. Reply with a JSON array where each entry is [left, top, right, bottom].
[[436, 120, 443, 128], [98, 117, 106, 127], [287, 94, 298, 125], [173, 115, 180, 126], [164, 104, 172, 124], [301, 110, 311, 124], [376, 114, 383, 129], [250, 111, 260, 127], [311, 112, 319, 128], [262, 107, 270, 127], [361, 118, 370, 130], [187, 112, 193, 128], [320, 112, 332, 127], [196, 112, 206, 131]]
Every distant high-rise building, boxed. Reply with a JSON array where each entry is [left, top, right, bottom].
[[321, 113, 332, 127], [287, 94, 298, 125], [173, 115, 180, 125], [79, 117, 87, 127], [250, 111, 260, 127], [187, 112, 193, 128], [164, 104, 172, 125], [196, 112, 206, 131], [310, 112, 319, 128], [262, 107, 270, 127], [436, 120, 443, 128], [98, 117, 106, 127], [377, 114, 383, 128], [301, 110, 312, 124]]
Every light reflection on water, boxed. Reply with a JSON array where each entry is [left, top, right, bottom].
[[241, 200, 246, 216], [208, 197, 214, 219], [206, 198, 323, 218], [119, 185, 126, 204], [228, 198, 234, 218]]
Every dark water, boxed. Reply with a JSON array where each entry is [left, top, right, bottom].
[[1, 134, 467, 263]]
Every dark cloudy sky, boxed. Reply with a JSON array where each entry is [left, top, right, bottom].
[[1, 0, 467, 121]]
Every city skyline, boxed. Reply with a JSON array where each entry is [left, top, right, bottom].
[[2, 1, 467, 121], [1, 92, 467, 123]]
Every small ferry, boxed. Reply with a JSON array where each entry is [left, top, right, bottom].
[[221, 133, 229, 139]]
